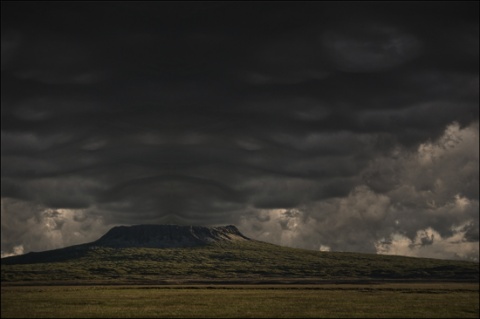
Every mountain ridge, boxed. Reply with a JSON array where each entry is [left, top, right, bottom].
[[93, 224, 250, 248]]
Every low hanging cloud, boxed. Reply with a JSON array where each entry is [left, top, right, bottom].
[[1, 2, 478, 261]]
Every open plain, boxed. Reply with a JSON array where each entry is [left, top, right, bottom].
[[2, 282, 479, 318]]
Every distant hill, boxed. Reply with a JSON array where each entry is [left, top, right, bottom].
[[1, 225, 478, 284]]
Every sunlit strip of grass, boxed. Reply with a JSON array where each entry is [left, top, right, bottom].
[[2, 284, 478, 318]]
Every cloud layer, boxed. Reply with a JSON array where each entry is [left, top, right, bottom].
[[1, 2, 478, 260]]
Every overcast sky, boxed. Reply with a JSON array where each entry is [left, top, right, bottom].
[[1, 1, 478, 261]]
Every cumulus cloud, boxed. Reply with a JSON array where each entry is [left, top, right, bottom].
[[376, 223, 479, 261], [1, 245, 24, 258], [240, 122, 479, 261], [1, 198, 109, 254]]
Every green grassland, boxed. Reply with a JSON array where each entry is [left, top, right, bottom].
[[1, 240, 478, 283], [1, 283, 479, 318]]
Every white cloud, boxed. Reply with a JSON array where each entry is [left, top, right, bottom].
[[1, 245, 24, 258], [375, 223, 479, 261], [1, 198, 110, 254]]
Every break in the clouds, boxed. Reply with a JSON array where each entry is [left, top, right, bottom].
[[1, 2, 478, 261]]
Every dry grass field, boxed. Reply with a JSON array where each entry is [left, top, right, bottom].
[[1, 282, 478, 318]]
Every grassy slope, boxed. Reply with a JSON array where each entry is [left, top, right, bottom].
[[1, 240, 478, 284]]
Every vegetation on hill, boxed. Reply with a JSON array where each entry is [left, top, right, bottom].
[[2, 239, 478, 284]]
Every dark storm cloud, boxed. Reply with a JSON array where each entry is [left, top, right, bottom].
[[1, 2, 478, 260]]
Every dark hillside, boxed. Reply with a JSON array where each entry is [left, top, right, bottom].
[[1, 225, 478, 284]]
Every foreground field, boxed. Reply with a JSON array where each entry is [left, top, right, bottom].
[[1, 283, 478, 318]]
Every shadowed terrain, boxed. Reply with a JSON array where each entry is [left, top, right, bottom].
[[1, 225, 478, 284]]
